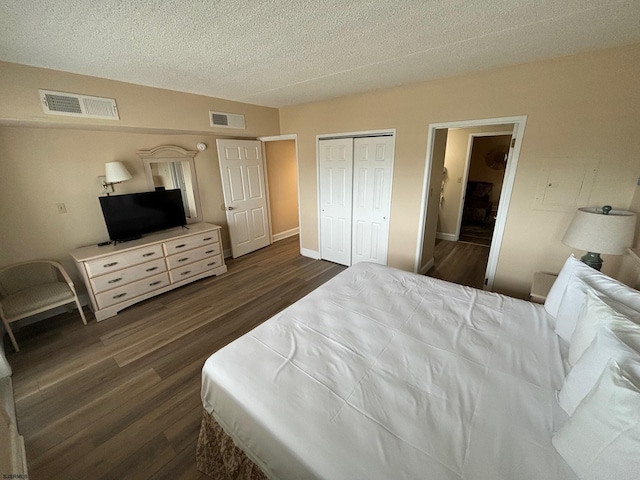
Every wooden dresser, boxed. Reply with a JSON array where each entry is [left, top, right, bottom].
[[70, 223, 226, 321]]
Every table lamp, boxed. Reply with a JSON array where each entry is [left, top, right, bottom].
[[562, 205, 636, 271]]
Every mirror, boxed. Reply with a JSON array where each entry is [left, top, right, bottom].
[[137, 145, 203, 224]]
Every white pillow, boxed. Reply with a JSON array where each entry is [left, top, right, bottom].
[[555, 274, 589, 343], [550, 258, 640, 343], [574, 260, 640, 312], [557, 316, 640, 415], [569, 289, 640, 365], [544, 255, 579, 318], [553, 360, 640, 480]]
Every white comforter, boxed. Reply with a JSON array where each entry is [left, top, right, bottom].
[[201, 262, 576, 479]]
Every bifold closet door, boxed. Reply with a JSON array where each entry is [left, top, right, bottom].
[[351, 136, 394, 265], [319, 136, 394, 266], [319, 138, 353, 266]]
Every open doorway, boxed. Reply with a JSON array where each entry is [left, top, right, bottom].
[[415, 116, 527, 290], [457, 131, 513, 246], [259, 135, 301, 250]]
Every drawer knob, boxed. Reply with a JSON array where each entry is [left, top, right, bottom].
[[113, 293, 127, 299], [203, 237, 213, 241], [104, 262, 118, 267], [149, 281, 162, 286], [207, 262, 217, 267], [205, 250, 214, 254], [108, 278, 123, 284], [181, 270, 191, 276], [178, 257, 189, 262], [146, 267, 159, 272], [142, 252, 155, 257], [174, 244, 187, 248]]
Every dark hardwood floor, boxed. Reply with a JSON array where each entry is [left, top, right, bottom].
[[427, 238, 490, 289], [6, 236, 345, 480]]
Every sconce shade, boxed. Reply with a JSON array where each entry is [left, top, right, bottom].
[[562, 207, 636, 255], [105, 161, 132, 183]]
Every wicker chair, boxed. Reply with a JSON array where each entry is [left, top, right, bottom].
[[0, 260, 87, 352]]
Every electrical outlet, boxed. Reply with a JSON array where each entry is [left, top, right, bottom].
[[457, 176, 462, 183], [56, 203, 67, 214]]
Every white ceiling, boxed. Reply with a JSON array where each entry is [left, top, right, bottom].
[[1, 0, 639, 107]]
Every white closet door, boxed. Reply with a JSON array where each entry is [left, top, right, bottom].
[[352, 136, 394, 265], [319, 138, 353, 266]]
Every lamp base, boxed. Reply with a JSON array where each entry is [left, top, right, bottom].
[[580, 252, 603, 271]]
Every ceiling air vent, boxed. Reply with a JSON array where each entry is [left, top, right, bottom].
[[39, 90, 119, 120], [209, 111, 245, 129]]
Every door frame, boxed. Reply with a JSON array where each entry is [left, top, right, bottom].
[[415, 116, 527, 290], [316, 129, 396, 264], [453, 130, 514, 241], [257, 134, 301, 254]]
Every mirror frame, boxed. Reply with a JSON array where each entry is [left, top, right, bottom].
[[137, 145, 203, 224]]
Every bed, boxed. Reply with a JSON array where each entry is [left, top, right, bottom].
[[197, 260, 640, 480]]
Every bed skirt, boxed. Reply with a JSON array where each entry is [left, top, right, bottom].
[[196, 409, 268, 480]]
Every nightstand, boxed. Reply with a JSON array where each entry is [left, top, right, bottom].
[[530, 272, 558, 304]]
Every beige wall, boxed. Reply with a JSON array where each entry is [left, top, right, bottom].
[[0, 62, 279, 291], [280, 43, 640, 297], [265, 140, 299, 235], [618, 185, 640, 288], [0, 127, 234, 287], [0, 62, 279, 136]]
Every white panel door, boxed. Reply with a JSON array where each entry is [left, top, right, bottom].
[[351, 136, 394, 265], [319, 138, 353, 266], [217, 139, 271, 258]]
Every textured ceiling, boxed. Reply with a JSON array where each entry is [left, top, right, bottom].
[[1, 0, 639, 107]]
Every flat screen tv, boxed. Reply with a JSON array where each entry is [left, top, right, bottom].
[[99, 189, 187, 242]]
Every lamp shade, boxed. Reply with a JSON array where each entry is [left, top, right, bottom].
[[105, 161, 132, 183], [562, 207, 636, 255]]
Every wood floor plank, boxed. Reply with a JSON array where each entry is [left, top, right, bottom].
[[61, 375, 199, 479], [99, 432, 177, 480], [16, 357, 122, 436], [27, 428, 97, 479], [427, 238, 489, 289], [25, 367, 162, 456]]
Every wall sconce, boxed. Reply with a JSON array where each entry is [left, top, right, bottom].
[[562, 205, 637, 270], [101, 161, 132, 195]]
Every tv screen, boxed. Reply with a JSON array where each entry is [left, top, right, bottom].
[[99, 189, 187, 242]]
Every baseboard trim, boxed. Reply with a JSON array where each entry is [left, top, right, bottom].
[[436, 232, 457, 241], [272, 227, 300, 243], [419, 257, 435, 274], [301, 248, 320, 260]]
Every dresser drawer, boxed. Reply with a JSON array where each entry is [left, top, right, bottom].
[[85, 244, 164, 277], [169, 255, 223, 283], [89, 258, 167, 294], [166, 243, 221, 270], [163, 230, 219, 255], [95, 272, 170, 310]]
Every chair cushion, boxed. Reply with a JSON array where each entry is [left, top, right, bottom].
[[1, 282, 75, 321]]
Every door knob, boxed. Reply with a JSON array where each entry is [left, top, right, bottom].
[[227, 206, 235, 210]]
